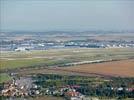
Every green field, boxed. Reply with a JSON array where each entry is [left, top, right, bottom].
[[0, 73, 12, 83], [1, 48, 134, 70]]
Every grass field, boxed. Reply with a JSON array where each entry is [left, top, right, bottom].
[[1, 48, 134, 71], [0, 73, 12, 83]]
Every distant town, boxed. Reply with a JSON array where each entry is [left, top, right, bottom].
[[1, 31, 134, 51]]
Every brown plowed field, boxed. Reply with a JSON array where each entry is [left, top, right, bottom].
[[59, 59, 134, 77]]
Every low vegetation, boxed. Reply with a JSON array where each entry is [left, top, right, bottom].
[[0, 73, 12, 83]]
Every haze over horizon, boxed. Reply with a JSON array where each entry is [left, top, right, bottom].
[[0, 0, 134, 31]]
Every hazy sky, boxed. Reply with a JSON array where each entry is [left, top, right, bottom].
[[0, 0, 134, 31]]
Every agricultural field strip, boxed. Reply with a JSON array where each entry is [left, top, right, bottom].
[[59, 59, 134, 77], [1, 48, 134, 71], [1, 48, 134, 60], [17, 59, 134, 78], [1, 48, 134, 57]]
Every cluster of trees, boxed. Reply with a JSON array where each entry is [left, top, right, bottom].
[[33, 74, 134, 98], [77, 84, 134, 99]]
